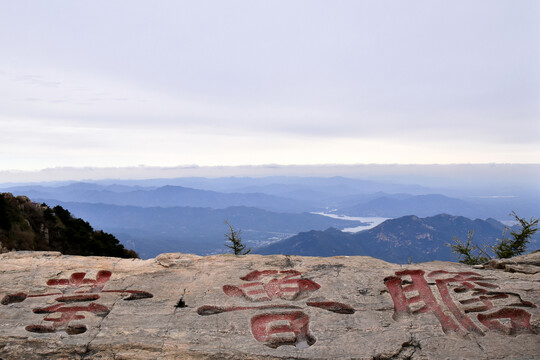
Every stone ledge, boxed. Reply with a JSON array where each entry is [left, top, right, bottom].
[[1, 252, 539, 359]]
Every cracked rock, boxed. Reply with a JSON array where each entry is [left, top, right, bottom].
[[0, 251, 539, 359]]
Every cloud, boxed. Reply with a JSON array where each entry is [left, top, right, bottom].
[[15, 74, 61, 88], [0, 1, 538, 170], [0, 64, 538, 148]]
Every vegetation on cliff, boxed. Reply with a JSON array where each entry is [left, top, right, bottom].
[[449, 211, 539, 265], [0, 193, 138, 258]]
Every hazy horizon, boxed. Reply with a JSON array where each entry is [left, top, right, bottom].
[[1, 163, 539, 191]]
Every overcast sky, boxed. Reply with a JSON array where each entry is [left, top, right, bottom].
[[1, 0, 539, 172]]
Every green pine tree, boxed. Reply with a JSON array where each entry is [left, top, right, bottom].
[[224, 220, 251, 255], [449, 212, 538, 265], [492, 211, 539, 259]]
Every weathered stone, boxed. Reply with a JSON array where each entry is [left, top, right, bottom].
[[485, 251, 540, 274], [0, 251, 539, 359]]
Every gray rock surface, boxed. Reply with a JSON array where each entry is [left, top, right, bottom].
[[484, 251, 540, 274], [0, 251, 539, 359]]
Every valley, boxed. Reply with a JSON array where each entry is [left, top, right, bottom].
[[1, 174, 538, 261]]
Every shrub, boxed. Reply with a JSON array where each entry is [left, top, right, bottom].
[[449, 212, 538, 265], [224, 220, 251, 255], [449, 230, 490, 265], [492, 211, 538, 259]]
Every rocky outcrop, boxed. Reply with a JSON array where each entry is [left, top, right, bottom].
[[483, 250, 540, 274], [0, 251, 539, 359]]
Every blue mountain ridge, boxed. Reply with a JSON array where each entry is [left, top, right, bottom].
[[254, 214, 538, 264]]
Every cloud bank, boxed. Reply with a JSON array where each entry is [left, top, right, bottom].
[[0, 1, 538, 170]]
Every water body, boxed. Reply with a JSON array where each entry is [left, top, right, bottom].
[[313, 213, 390, 233]]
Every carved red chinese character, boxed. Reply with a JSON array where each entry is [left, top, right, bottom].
[[26, 302, 110, 335], [251, 311, 316, 349], [223, 270, 321, 302], [384, 269, 462, 333], [384, 269, 537, 336], [428, 270, 536, 335], [198, 269, 355, 349], [1, 270, 153, 335]]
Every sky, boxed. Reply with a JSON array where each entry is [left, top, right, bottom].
[[1, 0, 539, 173]]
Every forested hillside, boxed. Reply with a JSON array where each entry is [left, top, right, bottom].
[[0, 193, 137, 258]]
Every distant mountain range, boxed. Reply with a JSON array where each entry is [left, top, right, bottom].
[[1, 177, 538, 261], [3, 178, 537, 219], [32, 200, 362, 259], [339, 194, 484, 218], [255, 214, 539, 264], [4, 183, 316, 213]]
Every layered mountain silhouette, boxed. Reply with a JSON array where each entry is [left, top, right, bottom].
[[2, 178, 538, 261], [5, 183, 316, 213], [4, 179, 537, 219], [32, 200, 362, 258], [255, 214, 525, 264], [339, 194, 484, 218]]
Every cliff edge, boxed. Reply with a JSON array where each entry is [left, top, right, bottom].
[[1, 251, 539, 359]]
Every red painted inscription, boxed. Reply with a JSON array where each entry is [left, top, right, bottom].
[[251, 311, 316, 349], [198, 269, 355, 349], [223, 270, 320, 302], [306, 301, 355, 314], [384, 269, 537, 335], [1, 270, 153, 335]]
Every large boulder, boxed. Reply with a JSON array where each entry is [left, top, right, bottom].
[[0, 251, 539, 359]]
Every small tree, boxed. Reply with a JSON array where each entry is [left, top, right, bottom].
[[449, 212, 539, 265], [224, 220, 251, 255], [449, 230, 491, 265], [492, 211, 539, 259]]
